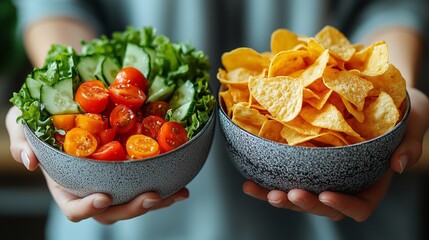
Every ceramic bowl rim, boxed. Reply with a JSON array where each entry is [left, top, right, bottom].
[[219, 89, 410, 150], [24, 105, 217, 164]]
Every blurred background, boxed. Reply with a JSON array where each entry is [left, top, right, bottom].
[[0, 0, 428, 239], [0, 0, 51, 239]]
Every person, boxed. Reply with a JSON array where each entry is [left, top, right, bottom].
[[6, 0, 429, 239]]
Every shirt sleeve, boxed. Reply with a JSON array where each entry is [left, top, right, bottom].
[[13, 0, 102, 36], [350, 0, 429, 42]]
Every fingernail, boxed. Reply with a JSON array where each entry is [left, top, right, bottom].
[[319, 198, 333, 207], [268, 199, 282, 208], [143, 199, 160, 209], [291, 198, 305, 208], [93, 197, 110, 209], [398, 155, 409, 174], [174, 196, 187, 202], [21, 151, 30, 170]]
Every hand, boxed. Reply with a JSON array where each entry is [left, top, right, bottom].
[[6, 106, 39, 171], [43, 169, 189, 224], [5, 106, 190, 224], [243, 170, 393, 222], [243, 87, 429, 222]]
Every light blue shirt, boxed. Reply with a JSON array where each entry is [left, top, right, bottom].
[[12, 0, 429, 239]]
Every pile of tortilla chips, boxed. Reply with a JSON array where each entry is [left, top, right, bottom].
[[218, 26, 407, 147]]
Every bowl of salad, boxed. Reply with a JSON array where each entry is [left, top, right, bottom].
[[12, 26, 216, 205]]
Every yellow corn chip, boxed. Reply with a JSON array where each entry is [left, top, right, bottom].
[[300, 103, 361, 137], [323, 69, 373, 111], [249, 76, 304, 122], [268, 50, 309, 77], [221, 47, 270, 72], [315, 25, 355, 61], [348, 92, 400, 139], [231, 102, 268, 136], [271, 29, 302, 54]]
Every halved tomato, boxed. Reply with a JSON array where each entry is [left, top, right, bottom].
[[109, 83, 146, 109], [75, 113, 106, 135], [75, 80, 109, 113], [126, 134, 160, 159], [114, 66, 148, 92], [52, 114, 77, 131], [142, 115, 166, 140], [157, 121, 188, 153], [63, 127, 98, 157], [142, 101, 171, 118], [91, 141, 126, 161], [98, 128, 117, 145], [109, 104, 137, 134]]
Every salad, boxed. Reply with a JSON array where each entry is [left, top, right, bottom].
[[11, 26, 215, 160]]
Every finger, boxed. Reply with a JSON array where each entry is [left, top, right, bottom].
[[5, 106, 39, 171], [287, 189, 344, 221], [242, 180, 270, 201], [390, 88, 429, 173], [266, 190, 302, 212], [43, 169, 112, 222], [319, 170, 394, 222], [390, 135, 422, 173], [94, 188, 189, 224], [150, 188, 189, 211]]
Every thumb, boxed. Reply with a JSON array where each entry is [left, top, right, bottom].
[[390, 88, 429, 173]]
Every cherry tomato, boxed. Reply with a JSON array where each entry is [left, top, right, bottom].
[[109, 83, 146, 109], [157, 121, 188, 153], [91, 141, 126, 161], [52, 114, 77, 131], [109, 104, 137, 134], [98, 128, 117, 145], [126, 134, 160, 159], [54, 132, 65, 146], [114, 66, 148, 92], [63, 127, 98, 157], [116, 121, 144, 145], [142, 101, 171, 118], [142, 115, 166, 140], [75, 113, 106, 135], [75, 80, 109, 113]]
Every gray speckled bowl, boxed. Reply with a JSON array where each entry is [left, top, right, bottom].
[[24, 108, 216, 205], [219, 96, 410, 194]]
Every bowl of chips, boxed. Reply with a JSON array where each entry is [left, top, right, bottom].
[[217, 26, 410, 194]]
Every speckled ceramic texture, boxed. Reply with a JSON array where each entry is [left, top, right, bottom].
[[24, 109, 216, 205], [219, 97, 410, 194]]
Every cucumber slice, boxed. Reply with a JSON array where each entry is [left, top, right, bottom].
[[53, 78, 74, 99], [143, 47, 156, 81], [171, 101, 195, 122], [147, 76, 176, 102], [77, 55, 105, 84], [26, 77, 42, 100], [123, 43, 150, 78], [169, 80, 195, 109], [102, 57, 121, 85], [41, 85, 80, 115]]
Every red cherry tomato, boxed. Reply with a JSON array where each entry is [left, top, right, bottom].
[[54, 132, 65, 146], [157, 121, 188, 153], [98, 128, 117, 145], [142, 115, 166, 140], [109, 83, 146, 109], [75, 80, 109, 113], [142, 101, 171, 118], [109, 104, 137, 134], [114, 66, 148, 92], [91, 141, 126, 161]]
